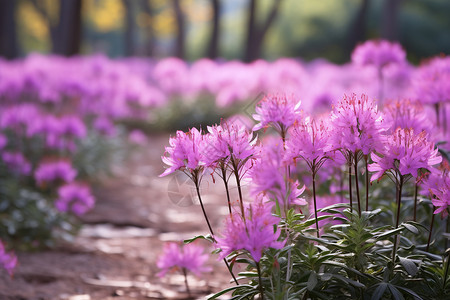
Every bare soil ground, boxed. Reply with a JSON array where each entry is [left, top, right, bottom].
[[0, 134, 235, 300]]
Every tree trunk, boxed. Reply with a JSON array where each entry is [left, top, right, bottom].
[[52, 0, 83, 56], [0, 0, 19, 59], [207, 0, 220, 59], [244, 0, 282, 62], [122, 0, 136, 56], [142, 0, 155, 56], [172, 0, 185, 59], [347, 0, 370, 56], [382, 0, 401, 41], [244, 0, 257, 62]]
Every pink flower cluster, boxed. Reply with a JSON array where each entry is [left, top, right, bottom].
[[216, 198, 285, 262], [369, 128, 442, 181], [352, 40, 406, 69], [157, 242, 211, 277], [55, 182, 95, 216], [0, 240, 17, 276]]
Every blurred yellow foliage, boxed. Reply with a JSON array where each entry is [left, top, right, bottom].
[[84, 0, 124, 32], [18, 2, 49, 41], [154, 8, 175, 36]]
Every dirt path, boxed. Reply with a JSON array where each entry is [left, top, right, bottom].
[[0, 134, 234, 300]]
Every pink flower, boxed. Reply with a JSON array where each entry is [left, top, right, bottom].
[[383, 99, 431, 134], [286, 117, 331, 169], [0, 241, 17, 276], [128, 129, 148, 145], [422, 166, 450, 217], [55, 182, 95, 216], [351, 40, 406, 69], [160, 128, 204, 177], [329, 93, 384, 155], [414, 56, 450, 105], [250, 138, 306, 208], [368, 128, 442, 182], [216, 198, 285, 262], [157, 242, 211, 278], [253, 93, 302, 135], [1, 151, 31, 175], [34, 159, 77, 186], [93, 116, 115, 136], [202, 120, 256, 169]]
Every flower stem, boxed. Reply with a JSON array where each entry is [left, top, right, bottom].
[[354, 152, 361, 216], [348, 161, 353, 214], [256, 261, 265, 300], [365, 155, 369, 211], [220, 165, 232, 215], [194, 177, 239, 285], [230, 155, 245, 220], [312, 172, 320, 238], [446, 215, 449, 250], [413, 182, 418, 222], [392, 176, 404, 263], [426, 209, 435, 252], [195, 181, 215, 236], [435, 103, 441, 128], [182, 267, 191, 297], [378, 67, 384, 104]]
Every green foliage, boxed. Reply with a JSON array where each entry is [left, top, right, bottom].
[[209, 200, 450, 299]]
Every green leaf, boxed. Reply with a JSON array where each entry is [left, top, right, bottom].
[[184, 234, 215, 244], [307, 271, 318, 291], [371, 283, 388, 300], [396, 286, 423, 300], [237, 271, 258, 278], [398, 257, 418, 276], [207, 285, 253, 299], [402, 223, 419, 234], [332, 274, 365, 288], [388, 285, 405, 300], [376, 227, 404, 239]]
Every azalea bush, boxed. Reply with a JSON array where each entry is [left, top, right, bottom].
[[160, 41, 450, 299]]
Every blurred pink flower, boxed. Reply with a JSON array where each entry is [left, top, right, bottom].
[[0, 241, 17, 277], [128, 129, 148, 145], [1, 151, 31, 175], [34, 159, 77, 186], [352, 40, 406, 69], [422, 165, 450, 217], [157, 242, 211, 278], [55, 182, 95, 216]]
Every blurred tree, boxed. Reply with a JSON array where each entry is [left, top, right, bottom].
[[244, 0, 283, 62], [172, 0, 185, 58], [31, 0, 83, 56], [0, 1, 19, 59], [346, 0, 370, 57], [141, 0, 155, 56], [122, 0, 136, 56], [207, 0, 220, 59], [382, 0, 401, 41]]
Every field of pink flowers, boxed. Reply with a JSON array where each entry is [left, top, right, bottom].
[[1, 40, 449, 299]]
